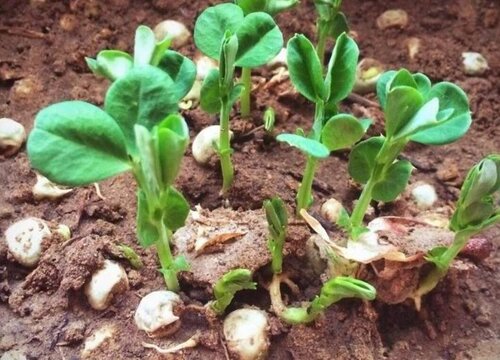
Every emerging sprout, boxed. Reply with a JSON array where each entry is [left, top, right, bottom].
[[277, 33, 365, 214], [263, 107, 276, 133], [281, 276, 376, 324], [134, 290, 184, 338], [223, 308, 270, 360], [192, 125, 233, 165], [5, 217, 51, 267], [0, 117, 26, 158], [33, 173, 73, 201], [264, 197, 288, 274], [353, 58, 385, 94], [376, 9, 409, 30], [84, 260, 129, 310], [410, 182, 438, 210], [27, 66, 191, 291], [462, 52, 489, 76], [414, 155, 500, 308], [116, 244, 143, 269], [210, 269, 257, 315], [153, 20, 191, 48]]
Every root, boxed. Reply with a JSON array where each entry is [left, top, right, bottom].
[[93, 183, 106, 201], [269, 273, 300, 316], [142, 332, 200, 354]]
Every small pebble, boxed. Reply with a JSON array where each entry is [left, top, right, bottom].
[[376, 9, 409, 30], [462, 52, 488, 76]]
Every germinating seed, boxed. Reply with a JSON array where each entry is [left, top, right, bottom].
[[84, 259, 129, 310], [153, 20, 191, 48], [192, 125, 233, 165], [0, 117, 26, 157], [353, 58, 384, 94], [5, 217, 51, 267], [32, 173, 73, 201]]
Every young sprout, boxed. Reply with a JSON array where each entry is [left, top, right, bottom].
[[263, 107, 276, 133], [117, 244, 143, 269], [264, 197, 288, 274], [195, 4, 283, 123], [413, 155, 500, 308], [27, 66, 191, 291], [346, 69, 472, 235], [313, 0, 349, 65], [223, 308, 270, 360], [276, 33, 365, 214], [209, 268, 257, 315], [86, 25, 196, 101], [281, 276, 376, 324]]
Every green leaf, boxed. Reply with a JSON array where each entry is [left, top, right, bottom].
[[136, 190, 159, 247], [104, 65, 178, 155], [372, 160, 413, 202], [395, 97, 440, 139], [389, 69, 418, 90], [220, 33, 239, 90], [413, 73, 431, 96], [117, 244, 143, 269], [276, 133, 330, 158], [376, 70, 397, 110], [384, 86, 424, 138], [287, 34, 325, 102], [27, 101, 131, 186], [348, 136, 384, 184], [321, 114, 365, 151], [212, 268, 256, 314], [160, 186, 190, 231], [194, 3, 244, 60], [235, 12, 283, 68], [330, 12, 349, 39], [157, 50, 196, 101], [235, 0, 266, 14], [150, 37, 171, 67], [88, 50, 134, 81], [410, 82, 472, 145], [263, 107, 275, 132], [135, 125, 161, 194], [155, 114, 189, 186], [265, 0, 299, 15], [200, 69, 221, 114], [324, 32, 359, 104], [134, 25, 156, 66]]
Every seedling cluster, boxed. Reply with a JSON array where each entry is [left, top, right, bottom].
[[14, 0, 499, 356]]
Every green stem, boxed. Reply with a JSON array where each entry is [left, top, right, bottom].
[[350, 177, 376, 229], [240, 67, 252, 117], [316, 23, 328, 67], [156, 222, 179, 291], [219, 100, 234, 195], [296, 156, 318, 215]]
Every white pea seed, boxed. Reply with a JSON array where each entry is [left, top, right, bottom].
[[0, 118, 26, 157], [353, 58, 384, 94], [84, 260, 129, 310], [5, 217, 51, 267], [192, 125, 233, 165], [153, 20, 191, 48], [32, 173, 73, 201], [411, 182, 438, 210], [376, 9, 409, 30], [462, 52, 489, 75]]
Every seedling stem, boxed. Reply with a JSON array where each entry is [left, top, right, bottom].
[[240, 67, 252, 117]]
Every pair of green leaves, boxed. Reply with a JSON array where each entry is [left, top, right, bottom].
[[277, 113, 368, 160], [288, 33, 358, 105], [86, 26, 196, 105], [377, 69, 472, 145], [211, 269, 257, 315], [27, 65, 187, 186], [282, 276, 376, 324], [194, 3, 283, 69], [348, 136, 413, 202], [314, 0, 349, 40], [235, 0, 299, 16]]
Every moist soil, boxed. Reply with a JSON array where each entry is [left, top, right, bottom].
[[1, 0, 499, 359]]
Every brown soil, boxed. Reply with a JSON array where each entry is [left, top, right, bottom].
[[1, 0, 499, 359]]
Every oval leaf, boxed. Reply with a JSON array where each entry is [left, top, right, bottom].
[[200, 69, 222, 114], [157, 50, 197, 101], [91, 50, 133, 81], [276, 133, 330, 158], [372, 160, 413, 202], [194, 4, 244, 60], [348, 136, 385, 184], [325, 32, 359, 104], [234, 12, 283, 68], [134, 25, 156, 66], [160, 186, 190, 231], [287, 34, 325, 102], [321, 114, 365, 151], [27, 101, 131, 186], [104, 65, 178, 155], [410, 82, 472, 145], [384, 86, 423, 138], [376, 70, 397, 110]]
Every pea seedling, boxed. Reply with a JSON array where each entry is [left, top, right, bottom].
[[276, 33, 365, 214], [210, 268, 257, 315], [413, 155, 500, 308], [313, 0, 349, 66], [195, 3, 283, 119], [235, 0, 299, 16], [264, 197, 376, 323], [86, 25, 196, 104], [346, 69, 472, 236], [27, 65, 191, 291]]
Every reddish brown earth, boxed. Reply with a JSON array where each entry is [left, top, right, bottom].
[[1, 0, 499, 359]]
